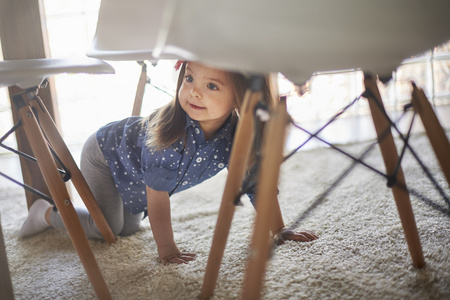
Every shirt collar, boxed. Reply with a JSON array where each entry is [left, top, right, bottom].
[[184, 113, 197, 130], [184, 114, 235, 144]]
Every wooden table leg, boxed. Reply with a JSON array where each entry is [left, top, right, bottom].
[[0, 0, 57, 209], [201, 78, 263, 300], [411, 83, 450, 189], [241, 98, 288, 300], [15, 97, 112, 299], [29, 95, 116, 244], [364, 75, 425, 268]]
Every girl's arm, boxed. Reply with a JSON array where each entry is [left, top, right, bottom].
[[146, 186, 196, 264], [270, 196, 319, 245]]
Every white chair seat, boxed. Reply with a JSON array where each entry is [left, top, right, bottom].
[[86, 49, 155, 62], [0, 57, 114, 89], [86, 0, 175, 62], [154, 0, 450, 84]]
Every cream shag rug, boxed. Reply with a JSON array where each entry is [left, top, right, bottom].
[[0, 133, 449, 300]]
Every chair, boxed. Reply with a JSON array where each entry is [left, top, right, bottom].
[[0, 57, 115, 299], [87, 0, 176, 116], [154, 0, 450, 298]]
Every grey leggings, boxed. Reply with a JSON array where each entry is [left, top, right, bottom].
[[49, 133, 143, 239]]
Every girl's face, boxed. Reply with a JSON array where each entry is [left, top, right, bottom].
[[178, 62, 236, 138]]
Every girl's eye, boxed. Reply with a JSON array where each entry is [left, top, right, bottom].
[[185, 75, 193, 82], [207, 83, 218, 90]]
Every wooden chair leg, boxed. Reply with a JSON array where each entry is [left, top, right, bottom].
[[241, 98, 289, 300], [29, 95, 116, 244], [15, 98, 112, 299], [0, 214, 15, 300], [411, 83, 450, 189], [201, 78, 263, 300], [131, 61, 147, 116], [364, 75, 425, 268]]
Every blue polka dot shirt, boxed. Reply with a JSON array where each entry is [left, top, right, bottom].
[[96, 114, 253, 215]]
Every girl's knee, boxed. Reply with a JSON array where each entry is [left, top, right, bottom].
[[119, 223, 140, 236], [119, 211, 143, 236], [85, 212, 122, 239]]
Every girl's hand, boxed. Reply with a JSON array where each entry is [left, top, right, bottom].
[[160, 251, 197, 265], [274, 228, 319, 245]]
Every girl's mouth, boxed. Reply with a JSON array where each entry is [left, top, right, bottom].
[[189, 103, 206, 110]]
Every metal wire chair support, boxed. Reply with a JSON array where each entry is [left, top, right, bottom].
[[362, 88, 450, 207], [0, 120, 71, 182], [284, 94, 363, 161], [0, 90, 77, 206], [0, 171, 53, 203], [283, 96, 450, 235], [287, 138, 379, 232], [237, 90, 449, 229]]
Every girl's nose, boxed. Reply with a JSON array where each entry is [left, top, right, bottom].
[[190, 86, 201, 98]]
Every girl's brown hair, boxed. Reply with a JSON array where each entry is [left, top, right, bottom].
[[143, 62, 278, 168]]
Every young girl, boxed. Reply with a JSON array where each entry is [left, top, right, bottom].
[[20, 61, 318, 264]]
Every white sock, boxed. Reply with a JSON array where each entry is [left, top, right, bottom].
[[19, 199, 52, 237]]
